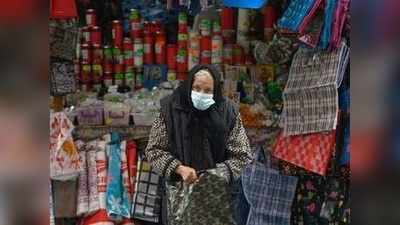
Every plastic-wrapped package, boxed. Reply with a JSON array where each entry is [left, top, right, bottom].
[[104, 101, 131, 126], [76, 101, 104, 126]]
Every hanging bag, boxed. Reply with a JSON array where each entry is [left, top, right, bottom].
[[272, 130, 336, 176], [50, 58, 77, 96], [281, 42, 349, 135], [49, 19, 79, 61], [241, 146, 298, 225]]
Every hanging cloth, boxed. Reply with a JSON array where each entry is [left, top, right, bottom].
[[319, 0, 338, 49], [126, 140, 137, 197], [76, 141, 89, 216], [87, 141, 100, 214], [96, 140, 108, 210], [106, 132, 130, 221]]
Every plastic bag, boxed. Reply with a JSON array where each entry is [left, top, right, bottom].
[[166, 171, 235, 225]]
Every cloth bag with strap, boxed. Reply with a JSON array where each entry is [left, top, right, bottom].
[[242, 146, 298, 225]]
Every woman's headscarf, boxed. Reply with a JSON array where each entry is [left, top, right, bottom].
[[175, 64, 224, 110], [171, 65, 230, 170]]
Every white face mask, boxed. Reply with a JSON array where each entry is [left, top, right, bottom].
[[191, 91, 215, 111]]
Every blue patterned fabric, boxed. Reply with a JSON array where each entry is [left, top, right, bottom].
[[319, 0, 338, 49], [241, 148, 298, 225], [277, 0, 316, 32], [106, 132, 131, 221]]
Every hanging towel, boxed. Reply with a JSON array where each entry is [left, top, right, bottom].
[[120, 141, 132, 216], [96, 140, 108, 210], [106, 132, 131, 221], [76, 141, 89, 216], [87, 140, 100, 214]]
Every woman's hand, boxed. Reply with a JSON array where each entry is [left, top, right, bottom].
[[175, 165, 198, 184]]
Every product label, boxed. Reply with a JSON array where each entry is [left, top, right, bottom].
[[167, 71, 176, 81], [178, 33, 188, 41], [134, 47, 144, 56], [82, 64, 91, 73], [201, 50, 211, 58], [92, 64, 102, 73], [144, 44, 151, 53], [124, 51, 133, 59], [155, 45, 163, 54]]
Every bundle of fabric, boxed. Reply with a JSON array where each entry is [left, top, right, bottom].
[[131, 153, 162, 223], [281, 41, 349, 136], [75, 134, 139, 225], [277, 0, 350, 50]]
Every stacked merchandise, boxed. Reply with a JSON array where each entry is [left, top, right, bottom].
[[49, 0, 350, 225]]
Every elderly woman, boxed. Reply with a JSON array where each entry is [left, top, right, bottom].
[[144, 64, 252, 223], [145, 64, 252, 183]]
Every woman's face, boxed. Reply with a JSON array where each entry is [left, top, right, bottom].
[[192, 70, 214, 95]]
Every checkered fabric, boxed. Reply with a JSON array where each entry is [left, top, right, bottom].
[[272, 130, 336, 176], [241, 163, 298, 225], [131, 153, 162, 223], [285, 42, 349, 91], [281, 42, 349, 135], [282, 85, 338, 136]]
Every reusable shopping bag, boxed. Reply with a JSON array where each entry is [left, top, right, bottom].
[[281, 42, 349, 136], [166, 169, 235, 225], [242, 147, 298, 225], [272, 131, 336, 176]]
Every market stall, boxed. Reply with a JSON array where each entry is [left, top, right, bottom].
[[49, 0, 350, 224]]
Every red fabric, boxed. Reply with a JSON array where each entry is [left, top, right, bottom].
[[81, 210, 114, 225], [272, 131, 336, 176], [50, 0, 78, 19], [126, 140, 137, 194]]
